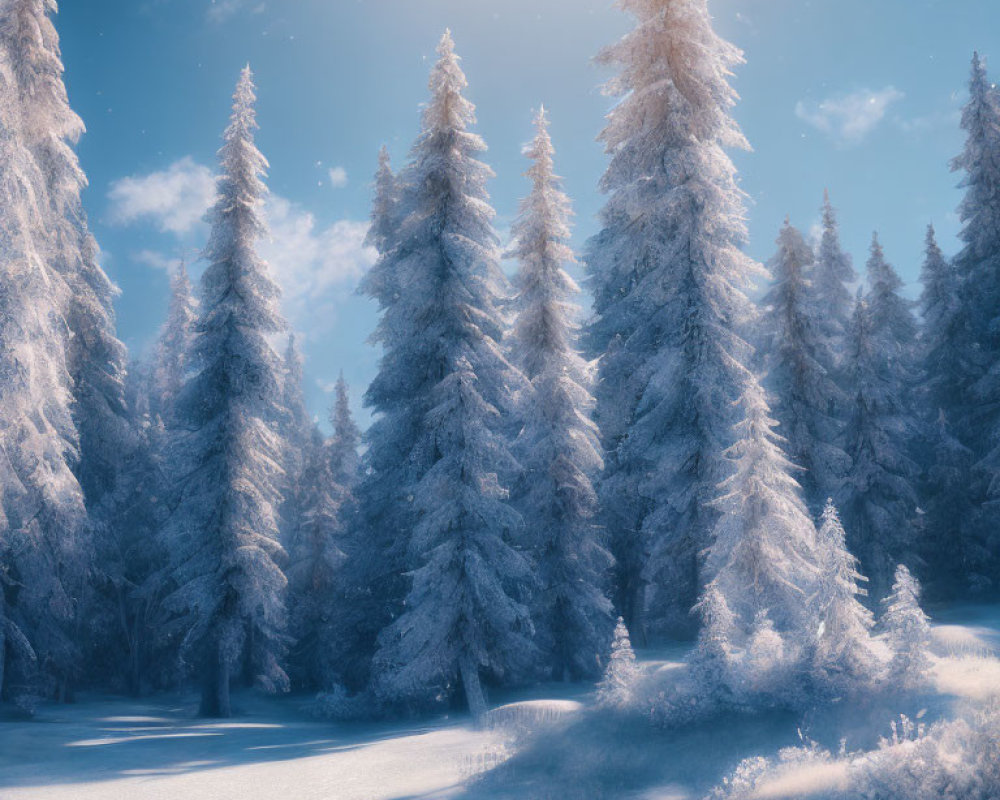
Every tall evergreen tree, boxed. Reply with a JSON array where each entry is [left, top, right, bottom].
[[366, 32, 533, 718], [331, 150, 407, 694], [950, 53, 1000, 594], [810, 190, 857, 356], [151, 261, 197, 421], [162, 67, 289, 717], [328, 374, 361, 491], [509, 107, 613, 681], [759, 219, 849, 509], [586, 0, 764, 639], [0, 0, 93, 702], [0, 73, 84, 704], [918, 225, 973, 597], [366, 145, 399, 256], [286, 426, 346, 691], [2, 0, 129, 509], [838, 236, 920, 601]]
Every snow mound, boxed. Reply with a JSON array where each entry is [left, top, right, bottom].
[[933, 655, 1000, 700], [485, 699, 583, 734]]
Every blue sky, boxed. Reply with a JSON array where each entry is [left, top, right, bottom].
[[58, 0, 994, 426]]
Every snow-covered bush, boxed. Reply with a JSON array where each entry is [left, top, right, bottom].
[[881, 565, 933, 690], [710, 705, 1000, 800]]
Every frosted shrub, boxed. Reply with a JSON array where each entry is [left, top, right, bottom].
[[596, 618, 641, 710], [881, 565, 933, 690], [710, 705, 1000, 800]]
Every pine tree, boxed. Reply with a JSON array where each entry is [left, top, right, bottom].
[[586, 0, 765, 640], [918, 226, 972, 597], [366, 32, 533, 719], [278, 335, 312, 539], [509, 107, 613, 681], [759, 219, 849, 509], [881, 565, 932, 690], [151, 261, 197, 421], [839, 236, 920, 601], [812, 500, 880, 693], [596, 618, 641, 709], [2, 0, 129, 510], [950, 53, 1000, 594], [328, 374, 360, 491], [0, 1, 91, 702], [162, 67, 289, 717], [699, 380, 822, 674], [810, 190, 857, 356], [286, 426, 346, 690], [365, 145, 399, 256]]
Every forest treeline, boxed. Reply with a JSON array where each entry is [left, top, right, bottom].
[[0, 0, 994, 719]]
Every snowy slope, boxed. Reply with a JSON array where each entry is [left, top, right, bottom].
[[0, 605, 997, 800]]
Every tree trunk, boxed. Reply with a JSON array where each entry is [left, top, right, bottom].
[[199, 641, 232, 718], [459, 653, 487, 725]]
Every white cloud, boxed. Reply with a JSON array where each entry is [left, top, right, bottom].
[[107, 157, 216, 236], [328, 166, 349, 189], [110, 158, 375, 334], [261, 196, 375, 334], [795, 87, 904, 145], [133, 250, 183, 273]]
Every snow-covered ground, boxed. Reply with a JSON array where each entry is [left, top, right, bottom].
[[1, 605, 998, 800]]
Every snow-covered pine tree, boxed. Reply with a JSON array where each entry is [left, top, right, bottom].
[[95, 362, 171, 695], [282, 335, 312, 457], [365, 145, 399, 256], [324, 149, 405, 694], [509, 106, 613, 681], [596, 617, 641, 709], [286, 426, 346, 691], [919, 225, 960, 417], [586, 0, 765, 639], [151, 261, 197, 421], [918, 226, 973, 597], [812, 500, 880, 693], [0, 9, 90, 702], [328, 374, 360, 491], [161, 67, 289, 717], [880, 565, 932, 690], [1, 0, 129, 509], [278, 335, 312, 543], [759, 219, 849, 510], [838, 236, 920, 602], [810, 190, 857, 359], [367, 32, 533, 719], [950, 53, 1000, 594], [698, 379, 822, 701]]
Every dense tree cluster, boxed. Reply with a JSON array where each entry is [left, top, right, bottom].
[[0, 0, 995, 721]]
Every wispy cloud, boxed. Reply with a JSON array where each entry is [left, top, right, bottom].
[[108, 158, 375, 334], [134, 249, 184, 273], [107, 156, 215, 235], [206, 0, 265, 23], [795, 87, 904, 146], [328, 166, 349, 189], [261, 196, 374, 334]]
